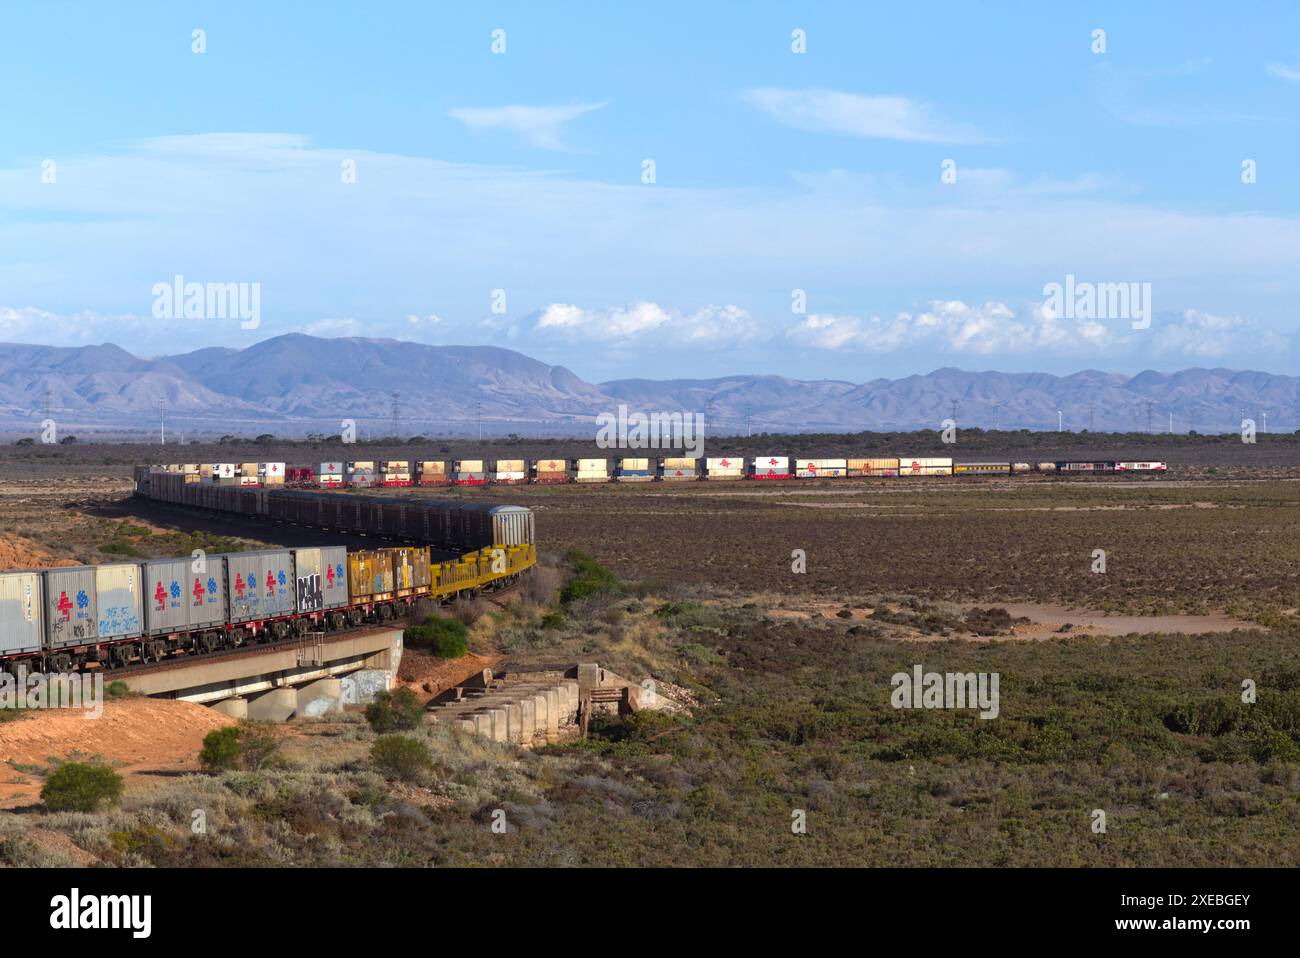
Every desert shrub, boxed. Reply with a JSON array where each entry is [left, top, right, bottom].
[[199, 727, 242, 772], [370, 734, 432, 783], [105, 680, 131, 699], [560, 550, 621, 604], [365, 687, 425, 732], [41, 762, 124, 812], [404, 617, 469, 658], [237, 722, 280, 770]]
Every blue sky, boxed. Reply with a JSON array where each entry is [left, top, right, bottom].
[[1, 1, 1298, 382]]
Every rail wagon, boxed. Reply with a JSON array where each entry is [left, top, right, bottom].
[[532, 458, 569, 483], [899, 457, 953, 477], [1116, 461, 1167, 472], [953, 462, 1012, 476], [796, 458, 847, 479], [381, 461, 412, 487], [318, 462, 344, 488], [1056, 461, 1117, 473], [416, 461, 449, 486], [614, 457, 653, 481], [292, 546, 348, 613], [0, 570, 44, 656], [574, 458, 610, 483], [750, 456, 792, 479], [347, 461, 377, 488], [704, 457, 744, 480], [453, 459, 487, 485], [660, 457, 697, 480], [492, 459, 527, 483]]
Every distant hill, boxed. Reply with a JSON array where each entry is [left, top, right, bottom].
[[0, 334, 1296, 436]]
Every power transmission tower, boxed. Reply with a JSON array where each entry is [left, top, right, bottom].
[[476, 401, 483, 441], [949, 398, 958, 424], [389, 391, 400, 439], [154, 398, 166, 446]]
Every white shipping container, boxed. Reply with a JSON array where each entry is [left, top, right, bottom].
[[898, 457, 953, 476], [214, 463, 236, 479], [96, 563, 143, 640], [796, 458, 848, 478], [751, 456, 791, 477], [705, 457, 744, 478], [1116, 461, 1167, 471], [260, 462, 286, 479], [0, 572, 43, 654], [320, 461, 343, 475]]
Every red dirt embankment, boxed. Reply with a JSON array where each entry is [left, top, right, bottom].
[[0, 698, 235, 808]]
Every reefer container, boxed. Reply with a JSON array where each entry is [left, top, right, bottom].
[[898, 457, 953, 477], [44, 566, 98, 648], [704, 457, 744, 480], [292, 546, 348, 612], [213, 463, 236, 479], [750, 456, 792, 479], [260, 462, 286, 485], [144, 556, 227, 635], [660, 457, 697, 480], [224, 549, 295, 622], [492, 459, 526, 483], [614, 457, 653, 481], [796, 458, 848, 478], [531, 459, 569, 483], [453, 459, 487, 485], [0, 570, 44, 655], [416, 461, 448, 486], [94, 563, 144, 642], [574, 458, 610, 483], [1116, 461, 1167, 472]]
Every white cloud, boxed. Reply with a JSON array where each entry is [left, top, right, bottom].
[[532, 302, 760, 346], [300, 317, 363, 337], [786, 301, 1285, 359], [447, 102, 607, 150], [1266, 56, 1300, 82], [743, 87, 985, 144]]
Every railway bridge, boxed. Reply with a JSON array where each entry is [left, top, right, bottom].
[[116, 626, 402, 721]]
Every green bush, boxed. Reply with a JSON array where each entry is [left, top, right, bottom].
[[105, 680, 131, 699], [199, 727, 242, 772], [405, 617, 469, 658], [370, 734, 432, 783], [41, 762, 124, 812], [365, 687, 425, 733], [560, 550, 622, 604]]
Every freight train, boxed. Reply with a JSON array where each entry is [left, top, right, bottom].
[[148, 457, 1168, 487], [0, 473, 537, 674]]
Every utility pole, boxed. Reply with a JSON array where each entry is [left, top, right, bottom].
[[390, 391, 400, 440], [476, 401, 482, 441], [155, 398, 166, 446], [949, 398, 958, 425]]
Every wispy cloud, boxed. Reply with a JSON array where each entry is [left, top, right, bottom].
[[743, 87, 986, 144], [1266, 56, 1300, 82], [447, 102, 607, 150]]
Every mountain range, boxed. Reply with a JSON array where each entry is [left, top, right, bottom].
[[1, 333, 1297, 437]]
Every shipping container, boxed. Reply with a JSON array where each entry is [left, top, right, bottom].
[[0, 571, 44, 655], [95, 563, 144, 641], [416, 461, 448, 486], [704, 457, 744, 480], [796, 458, 848, 478], [182, 464, 200, 474], [750, 456, 792, 479], [492, 459, 527, 483], [574, 458, 610, 483], [898, 457, 953, 477], [44, 566, 98, 648], [348, 550, 395, 602], [453, 459, 487, 485], [143, 556, 226, 635], [660, 457, 698, 480], [347, 461, 375, 473], [291, 546, 348, 612], [531, 459, 569, 483], [1116, 461, 1167, 472], [223, 549, 295, 623], [861, 458, 901, 477], [614, 457, 653, 481], [214, 463, 236, 479], [260, 462, 286, 485], [391, 547, 432, 595], [381, 461, 412, 486]]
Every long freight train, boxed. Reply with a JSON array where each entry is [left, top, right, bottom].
[[0, 472, 536, 674], [155, 457, 1169, 488]]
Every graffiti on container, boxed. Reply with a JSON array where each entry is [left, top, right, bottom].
[[297, 573, 323, 612]]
